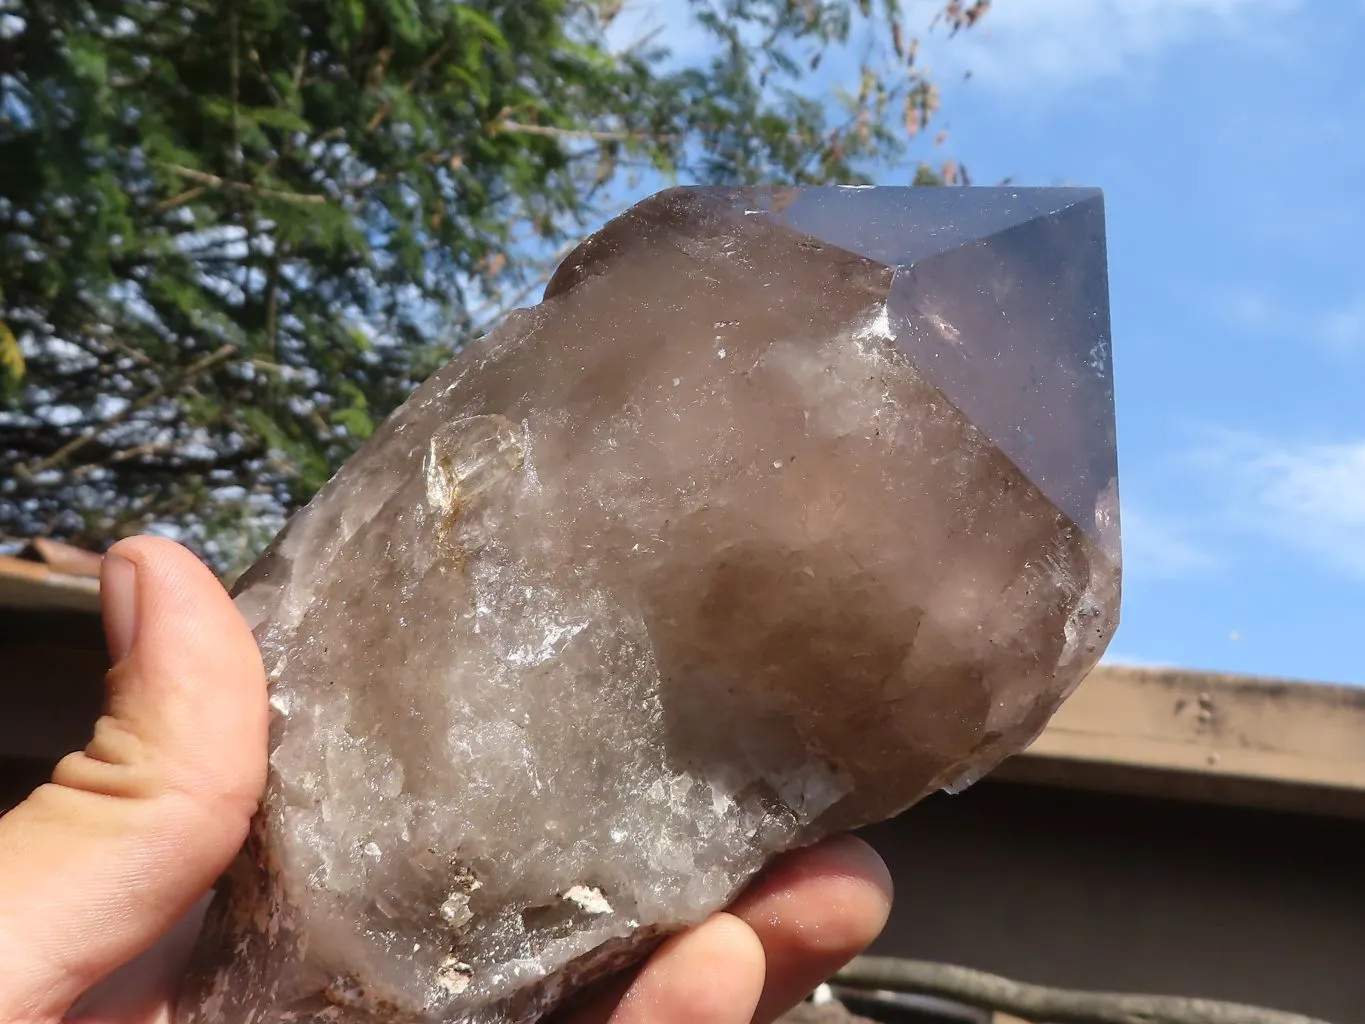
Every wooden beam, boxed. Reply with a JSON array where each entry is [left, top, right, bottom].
[[0, 554, 100, 614], [1000, 664, 1365, 818]]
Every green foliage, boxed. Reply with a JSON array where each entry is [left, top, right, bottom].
[[0, 318, 22, 402], [0, 0, 987, 572]]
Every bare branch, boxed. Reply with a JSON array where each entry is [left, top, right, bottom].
[[832, 958, 1331, 1024], [495, 120, 680, 144], [151, 185, 209, 214], [364, 41, 455, 136], [159, 164, 327, 205], [15, 344, 239, 479]]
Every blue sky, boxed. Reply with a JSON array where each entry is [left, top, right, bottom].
[[916, 0, 1365, 685], [612, 0, 1365, 685]]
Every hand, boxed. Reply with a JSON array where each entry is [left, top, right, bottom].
[[0, 537, 892, 1024]]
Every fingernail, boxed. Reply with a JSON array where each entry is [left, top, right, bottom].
[[102, 551, 139, 664]]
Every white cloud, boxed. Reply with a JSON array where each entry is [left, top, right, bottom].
[[1119, 503, 1220, 579], [603, 0, 1300, 108], [931, 0, 1300, 92], [1209, 286, 1365, 358], [1319, 298, 1365, 355], [1099, 651, 1180, 668], [604, 0, 711, 64], [1197, 431, 1365, 576]]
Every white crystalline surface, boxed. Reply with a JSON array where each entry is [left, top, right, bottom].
[[177, 187, 1119, 1024]]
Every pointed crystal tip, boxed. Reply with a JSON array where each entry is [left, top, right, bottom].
[[549, 184, 1119, 562]]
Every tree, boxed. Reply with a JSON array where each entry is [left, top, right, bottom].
[[0, 0, 989, 575]]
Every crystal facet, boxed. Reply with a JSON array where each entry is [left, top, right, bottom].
[[177, 186, 1121, 1024]]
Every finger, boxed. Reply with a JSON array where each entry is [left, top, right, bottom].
[[562, 913, 766, 1024], [65, 894, 214, 1024], [0, 536, 268, 1022], [729, 836, 893, 1024]]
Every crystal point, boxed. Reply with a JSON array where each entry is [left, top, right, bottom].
[[177, 185, 1121, 1024]]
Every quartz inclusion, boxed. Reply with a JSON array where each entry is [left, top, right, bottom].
[[177, 186, 1121, 1024]]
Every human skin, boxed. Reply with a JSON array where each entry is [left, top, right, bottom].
[[0, 536, 894, 1024]]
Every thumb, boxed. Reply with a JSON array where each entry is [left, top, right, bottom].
[[0, 536, 268, 1022]]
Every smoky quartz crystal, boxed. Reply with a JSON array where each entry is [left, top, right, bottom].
[[176, 185, 1121, 1024]]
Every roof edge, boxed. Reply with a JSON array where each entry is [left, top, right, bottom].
[[999, 662, 1365, 819]]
